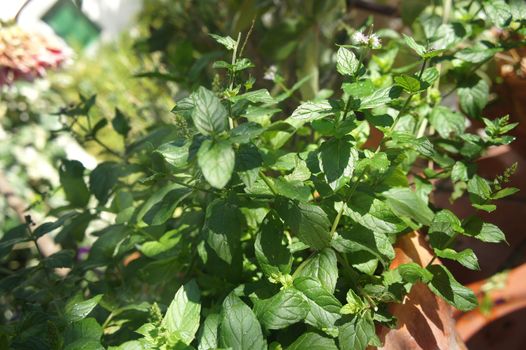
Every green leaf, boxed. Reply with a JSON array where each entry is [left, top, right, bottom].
[[59, 160, 90, 207], [451, 162, 469, 182], [64, 318, 103, 350], [383, 188, 434, 226], [336, 47, 360, 76], [294, 277, 342, 334], [429, 106, 466, 139], [394, 74, 424, 93], [209, 34, 237, 50], [338, 312, 380, 350], [197, 313, 220, 350], [290, 100, 334, 123], [296, 248, 338, 293], [219, 294, 266, 350], [434, 248, 480, 270], [467, 175, 492, 199], [140, 229, 182, 257], [43, 250, 75, 268], [229, 122, 264, 143], [274, 179, 311, 202], [492, 187, 520, 200], [198, 140, 235, 189], [65, 294, 103, 323], [429, 209, 463, 249], [341, 191, 405, 235], [455, 47, 500, 64], [230, 89, 274, 105], [403, 34, 426, 56], [91, 118, 108, 137], [191, 86, 228, 135], [467, 175, 495, 212], [287, 332, 338, 350], [463, 216, 506, 243], [430, 23, 459, 50], [205, 199, 243, 264], [426, 265, 477, 311], [112, 108, 131, 137], [397, 262, 432, 283], [358, 86, 401, 110], [421, 67, 439, 85], [275, 199, 332, 250], [254, 213, 293, 278], [342, 81, 374, 97], [154, 140, 191, 169], [458, 77, 489, 118], [511, 0, 526, 20], [340, 289, 366, 315], [333, 226, 395, 266], [86, 225, 128, 267], [0, 225, 30, 258], [89, 162, 123, 203], [162, 280, 201, 345], [33, 212, 77, 238], [172, 95, 195, 118], [136, 183, 192, 225], [485, 0, 512, 28], [319, 137, 357, 190], [235, 143, 262, 188], [356, 152, 390, 176], [253, 288, 309, 330]]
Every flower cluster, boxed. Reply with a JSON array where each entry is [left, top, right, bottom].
[[351, 31, 382, 49], [0, 23, 71, 86]]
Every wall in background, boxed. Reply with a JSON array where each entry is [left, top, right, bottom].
[[1, 0, 142, 44]]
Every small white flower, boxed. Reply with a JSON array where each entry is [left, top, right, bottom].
[[369, 34, 382, 49], [263, 65, 277, 81], [351, 31, 369, 45]]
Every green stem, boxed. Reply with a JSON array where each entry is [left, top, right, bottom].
[[387, 58, 428, 137], [229, 32, 242, 90], [329, 171, 365, 236], [102, 312, 114, 329], [73, 117, 123, 158], [388, 93, 413, 133], [291, 252, 316, 279], [417, 59, 428, 79], [169, 176, 218, 194], [24, 217, 54, 285], [258, 171, 278, 196], [426, 232, 459, 267]]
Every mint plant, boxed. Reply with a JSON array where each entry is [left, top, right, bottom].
[[1, 1, 525, 349]]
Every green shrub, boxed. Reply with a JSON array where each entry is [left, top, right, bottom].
[[1, 1, 525, 349]]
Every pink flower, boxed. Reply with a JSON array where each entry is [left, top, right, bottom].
[[0, 23, 71, 86]]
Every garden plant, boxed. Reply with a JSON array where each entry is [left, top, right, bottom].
[[1, 0, 526, 349]]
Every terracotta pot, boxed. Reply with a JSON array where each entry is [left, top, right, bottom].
[[493, 48, 526, 139], [455, 263, 526, 345], [375, 232, 467, 350]]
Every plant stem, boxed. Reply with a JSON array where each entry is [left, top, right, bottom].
[[73, 117, 123, 158], [386, 58, 428, 136], [229, 32, 242, 90], [418, 59, 428, 79], [14, 0, 32, 22], [91, 136, 123, 158], [291, 252, 316, 279], [330, 171, 365, 236], [25, 216, 53, 283], [169, 176, 218, 194], [426, 232, 459, 267], [258, 171, 278, 195], [239, 19, 255, 57]]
